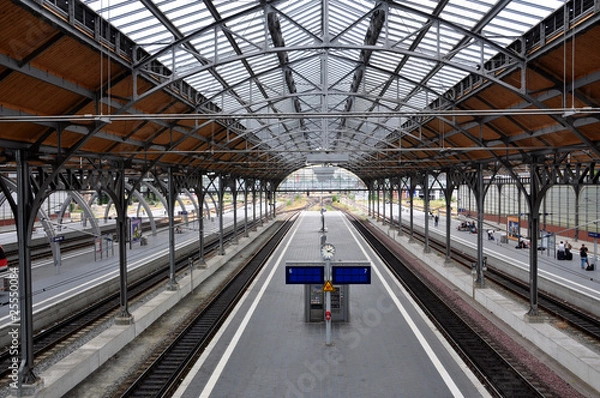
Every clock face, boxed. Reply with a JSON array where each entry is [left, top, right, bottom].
[[321, 243, 336, 260]]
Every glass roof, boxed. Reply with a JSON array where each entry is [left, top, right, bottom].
[[82, 0, 566, 169]]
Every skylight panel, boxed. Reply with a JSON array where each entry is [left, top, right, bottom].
[[487, 1, 565, 40], [189, 71, 223, 97], [208, 0, 261, 20], [279, 2, 322, 43], [369, 51, 401, 74], [87, 0, 146, 23], [158, 1, 202, 20], [439, 5, 484, 29], [394, 0, 439, 15], [245, 53, 280, 77], [363, 68, 394, 94], [326, 0, 373, 38], [130, 28, 172, 48]]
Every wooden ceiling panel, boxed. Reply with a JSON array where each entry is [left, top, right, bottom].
[[0, 4, 57, 61], [133, 90, 184, 115], [534, 26, 600, 85], [524, 69, 558, 93], [115, 122, 161, 143], [510, 113, 557, 132], [0, 123, 47, 144], [79, 137, 128, 153], [483, 117, 520, 137], [0, 73, 82, 116], [472, 85, 523, 110], [32, 37, 125, 91]]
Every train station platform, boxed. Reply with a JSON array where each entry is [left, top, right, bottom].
[[374, 205, 600, 310], [173, 211, 489, 398], [367, 208, 600, 395]]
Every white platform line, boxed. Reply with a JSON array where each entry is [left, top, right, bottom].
[[173, 213, 305, 398], [342, 214, 466, 398]]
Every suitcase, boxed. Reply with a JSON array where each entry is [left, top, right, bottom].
[[565, 251, 573, 260], [587, 263, 595, 271], [557, 251, 565, 260]]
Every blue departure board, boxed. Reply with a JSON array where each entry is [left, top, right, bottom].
[[285, 266, 325, 284], [331, 266, 371, 284]]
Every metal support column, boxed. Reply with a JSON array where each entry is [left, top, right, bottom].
[[116, 165, 133, 323], [423, 173, 431, 253], [259, 188, 264, 225], [527, 163, 542, 317], [408, 176, 415, 242], [167, 168, 179, 289], [444, 186, 454, 263], [218, 175, 225, 255], [367, 185, 371, 218], [243, 179, 249, 237], [252, 183, 257, 229], [475, 164, 485, 288], [232, 181, 238, 244], [382, 182, 387, 223], [196, 179, 205, 265], [388, 185, 393, 227], [15, 150, 37, 388], [397, 179, 403, 236]]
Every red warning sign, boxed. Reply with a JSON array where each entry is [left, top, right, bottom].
[[323, 280, 335, 292], [325, 310, 331, 321]]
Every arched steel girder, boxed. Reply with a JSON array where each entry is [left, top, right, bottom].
[[90, 182, 157, 235], [181, 188, 200, 222], [144, 177, 189, 221], [0, 175, 57, 251], [61, 191, 102, 238]]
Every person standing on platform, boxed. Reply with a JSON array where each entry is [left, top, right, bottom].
[[434, 214, 439, 226], [557, 241, 565, 260], [580, 244, 589, 269], [565, 241, 573, 260]]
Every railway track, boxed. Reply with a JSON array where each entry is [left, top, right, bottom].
[[0, 218, 262, 383], [1, 219, 171, 266], [350, 214, 547, 397], [114, 215, 297, 397]]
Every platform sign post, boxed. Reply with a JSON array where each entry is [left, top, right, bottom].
[[325, 258, 331, 345], [320, 242, 336, 346], [589, 231, 600, 267]]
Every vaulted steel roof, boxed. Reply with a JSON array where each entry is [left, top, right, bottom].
[[0, 0, 599, 184]]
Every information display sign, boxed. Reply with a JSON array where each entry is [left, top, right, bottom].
[[285, 265, 324, 284], [331, 264, 371, 284]]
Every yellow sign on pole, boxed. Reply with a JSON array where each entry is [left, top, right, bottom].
[[323, 280, 335, 292]]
